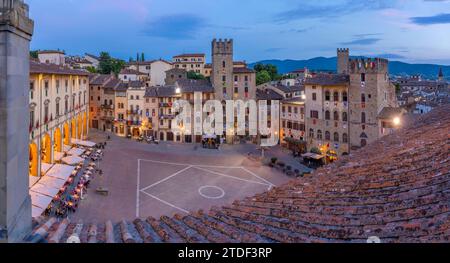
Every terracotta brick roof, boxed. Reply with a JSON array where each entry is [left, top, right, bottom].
[[27, 105, 450, 243], [233, 67, 255, 74], [305, 73, 350, 86], [89, 74, 114, 86], [173, 53, 205, 58], [30, 61, 89, 76], [119, 68, 146, 75], [256, 89, 284, 100]]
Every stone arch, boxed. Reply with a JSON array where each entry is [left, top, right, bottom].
[[29, 143, 38, 177], [63, 122, 70, 145], [54, 128, 62, 152], [41, 133, 52, 164], [71, 118, 76, 139], [77, 115, 83, 139]]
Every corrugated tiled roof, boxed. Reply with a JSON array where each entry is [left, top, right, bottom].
[[27, 105, 450, 243], [233, 68, 255, 74], [30, 61, 89, 76], [256, 89, 284, 100], [89, 74, 113, 85], [304, 73, 350, 86]]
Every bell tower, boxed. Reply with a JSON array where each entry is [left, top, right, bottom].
[[211, 38, 233, 100], [0, 0, 34, 242], [337, 48, 349, 74]]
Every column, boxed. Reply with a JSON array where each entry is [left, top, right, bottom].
[[0, 0, 34, 242]]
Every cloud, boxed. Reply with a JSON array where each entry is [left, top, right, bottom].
[[342, 38, 381, 45], [374, 53, 405, 59], [410, 13, 450, 25], [142, 14, 205, 40], [265, 48, 285, 53], [274, 0, 393, 23]]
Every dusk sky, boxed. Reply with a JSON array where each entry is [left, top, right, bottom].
[[28, 0, 450, 65]]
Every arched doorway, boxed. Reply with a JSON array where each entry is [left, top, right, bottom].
[[77, 115, 83, 139], [63, 122, 70, 145], [29, 143, 38, 177], [54, 128, 62, 152], [167, 132, 174, 142], [83, 112, 88, 137], [159, 132, 165, 141], [41, 134, 52, 164], [71, 119, 76, 139]]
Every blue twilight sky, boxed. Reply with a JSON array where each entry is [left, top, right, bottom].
[[28, 0, 450, 65]]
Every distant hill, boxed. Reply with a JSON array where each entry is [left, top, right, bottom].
[[249, 57, 450, 80]]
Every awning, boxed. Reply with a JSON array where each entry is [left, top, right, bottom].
[[61, 156, 84, 166], [71, 139, 97, 147], [301, 153, 325, 160], [38, 176, 66, 190], [30, 183, 60, 198], [30, 191, 53, 210], [46, 164, 76, 181], [67, 147, 85, 156]]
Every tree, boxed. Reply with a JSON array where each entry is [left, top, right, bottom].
[[141, 53, 145, 62], [187, 71, 206, 80], [98, 52, 125, 75], [256, 70, 271, 85], [30, 50, 39, 59], [86, 66, 97, 74], [254, 63, 281, 83]]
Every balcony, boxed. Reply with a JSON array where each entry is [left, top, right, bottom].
[[160, 114, 176, 120], [101, 104, 114, 110], [100, 116, 114, 121], [159, 102, 173, 108]]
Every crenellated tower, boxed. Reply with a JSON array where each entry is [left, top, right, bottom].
[[211, 39, 234, 100], [337, 48, 349, 74]]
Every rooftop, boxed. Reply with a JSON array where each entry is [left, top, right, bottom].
[[30, 60, 89, 76], [28, 104, 450, 243], [304, 73, 350, 86]]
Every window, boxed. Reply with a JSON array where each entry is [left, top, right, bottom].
[[310, 110, 319, 119], [294, 107, 298, 114], [30, 82, 34, 99], [342, 112, 348, 122], [334, 132, 339, 142], [109, 99, 113, 105], [317, 130, 323, 140], [65, 99, 68, 114], [130, 95, 134, 100], [282, 106, 285, 113], [223, 87, 227, 95], [288, 106, 292, 113], [44, 81, 49, 96], [30, 110, 34, 128], [361, 73, 366, 82], [245, 76, 248, 82], [361, 94, 366, 103], [136, 96, 139, 100], [44, 105, 49, 122], [222, 75, 226, 82], [333, 111, 339, 121], [325, 131, 331, 141], [312, 93, 317, 101], [361, 112, 366, 123], [325, 91, 331, 101], [222, 61, 226, 68], [333, 92, 339, 102], [234, 76, 238, 82], [56, 80, 60, 94], [56, 101, 60, 116], [342, 92, 348, 102], [309, 129, 314, 138], [361, 139, 367, 147], [325, 111, 330, 120], [343, 133, 348, 143], [234, 87, 238, 94]]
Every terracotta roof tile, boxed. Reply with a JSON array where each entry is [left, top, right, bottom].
[[27, 104, 450, 243]]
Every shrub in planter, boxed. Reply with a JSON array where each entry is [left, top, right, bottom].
[[286, 166, 292, 171], [271, 157, 278, 164], [286, 171, 294, 177], [277, 161, 285, 168], [294, 169, 300, 174]]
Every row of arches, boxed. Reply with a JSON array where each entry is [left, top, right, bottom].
[[29, 112, 88, 177]]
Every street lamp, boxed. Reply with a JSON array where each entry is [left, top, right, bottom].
[[393, 117, 401, 126]]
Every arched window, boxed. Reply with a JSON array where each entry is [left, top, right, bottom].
[[333, 111, 339, 121], [361, 112, 366, 123], [342, 92, 348, 102], [222, 61, 226, 68], [309, 129, 314, 138], [361, 94, 366, 103], [342, 112, 348, 122], [317, 130, 322, 140], [109, 100, 113, 105], [325, 91, 331, 101], [361, 139, 367, 147], [325, 110, 331, 120], [334, 132, 339, 142], [325, 131, 331, 141], [343, 133, 348, 143], [333, 92, 339, 102]]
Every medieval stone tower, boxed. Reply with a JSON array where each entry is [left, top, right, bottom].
[[438, 67, 444, 82], [337, 48, 349, 74], [211, 39, 234, 100], [347, 57, 396, 149]]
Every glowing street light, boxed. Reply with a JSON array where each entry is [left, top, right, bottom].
[[393, 117, 401, 126]]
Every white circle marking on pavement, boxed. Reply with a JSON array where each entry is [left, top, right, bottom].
[[198, 185, 225, 199]]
